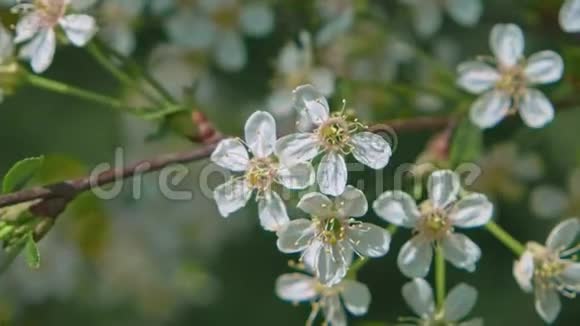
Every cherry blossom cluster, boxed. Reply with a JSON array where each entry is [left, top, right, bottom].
[[210, 84, 503, 325]]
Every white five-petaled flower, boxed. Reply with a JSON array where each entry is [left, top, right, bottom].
[[373, 170, 493, 278], [276, 186, 391, 286], [400, 0, 482, 38], [211, 111, 315, 232], [560, 0, 580, 32], [513, 218, 580, 324], [457, 23, 564, 129], [400, 278, 483, 326], [276, 272, 371, 326], [13, 0, 98, 73], [275, 84, 392, 196]]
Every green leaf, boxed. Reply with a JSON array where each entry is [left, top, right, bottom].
[[25, 233, 40, 269], [450, 119, 483, 168], [2, 156, 44, 193]]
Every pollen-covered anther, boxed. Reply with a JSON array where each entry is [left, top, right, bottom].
[[244, 157, 277, 192], [417, 202, 452, 240]]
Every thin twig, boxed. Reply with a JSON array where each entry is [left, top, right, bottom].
[[0, 144, 217, 210]]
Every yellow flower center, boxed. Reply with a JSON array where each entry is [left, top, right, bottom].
[[316, 116, 355, 153], [245, 157, 276, 192], [417, 201, 452, 241], [315, 217, 347, 245]]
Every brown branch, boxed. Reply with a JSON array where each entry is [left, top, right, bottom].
[[0, 115, 454, 213], [0, 143, 217, 211]]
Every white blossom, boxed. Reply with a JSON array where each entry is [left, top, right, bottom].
[[275, 84, 392, 196], [276, 187, 391, 286], [269, 32, 335, 118], [276, 272, 371, 326], [373, 170, 493, 278], [13, 0, 98, 73], [457, 24, 563, 129], [513, 218, 580, 324], [560, 0, 580, 32], [163, 0, 274, 72], [400, 0, 482, 38], [400, 278, 483, 326], [98, 0, 145, 55], [211, 111, 315, 231]]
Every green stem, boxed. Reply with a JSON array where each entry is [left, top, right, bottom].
[[85, 41, 161, 105], [435, 244, 446, 312], [485, 221, 526, 256], [25, 73, 184, 120], [26, 73, 127, 111], [99, 40, 177, 105]]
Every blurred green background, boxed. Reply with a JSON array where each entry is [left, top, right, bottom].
[[0, 0, 579, 325]]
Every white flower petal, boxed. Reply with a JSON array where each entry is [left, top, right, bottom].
[[398, 236, 434, 278], [210, 138, 249, 172], [302, 238, 323, 273], [373, 191, 421, 228], [441, 233, 481, 272], [316, 243, 351, 286], [317, 152, 348, 197], [322, 295, 348, 326], [428, 170, 460, 209], [310, 68, 336, 96], [244, 111, 277, 158], [14, 14, 41, 44], [535, 287, 561, 324], [445, 0, 482, 26], [276, 218, 316, 253], [444, 283, 478, 322], [297, 192, 334, 217], [524, 50, 564, 84], [59, 14, 97, 47], [293, 84, 330, 125], [277, 162, 315, 190], [456, 61, 501, 94], [469, 90, 511, 129], [340, 280, 371, 316], [490, 23, 524, 68], [561, 262, 580, 286], [350, 132, 392, 169], [335, 185, 368, 218], [275, 273, 318, 302], [450, 193, 493, 228], [560, 0, 580, 32], [513, 251, 535, 293], [529, 185, 568, 219], [21, 30, 56, 74], [214, 31, 247, 72], [213, 178, 252, 217], [258, 191, 289, 232], [347, 223, 391, 257], [401, 278, 436, 318], [275, 133, 320, 165], [164, 11, 216, 49], [546, 218, 580, 251], [240, 3, 274, 37], [519, 89, 555, 128]]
